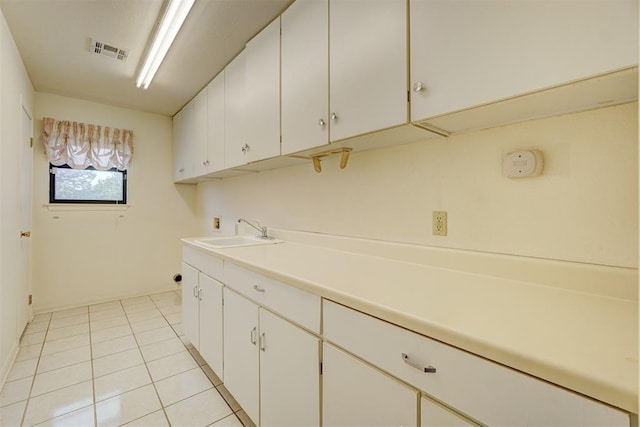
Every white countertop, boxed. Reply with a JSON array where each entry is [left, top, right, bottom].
[[182, 231, 638, 413]]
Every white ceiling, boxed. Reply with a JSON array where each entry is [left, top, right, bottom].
[[0, 0, 293, 117]]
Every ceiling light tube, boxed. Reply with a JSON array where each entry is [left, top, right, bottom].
[[135, 0, 195, 89]]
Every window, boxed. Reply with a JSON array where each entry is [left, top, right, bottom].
[[49, 164, 127, 204]]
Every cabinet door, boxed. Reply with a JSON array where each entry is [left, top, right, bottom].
[[329, 0, 408, 142], [224, 50, 247, 169], [198, 273, 223, 379], [259, 309, 320, 427], [192, 88, 208, 177], [245, 17, 281, 163], [173, 104, 194, 181], [410, 0, 639, 121], [206, 71, 225, 173], [421, 397, 475, 427], [322, 343, 418, 427], [281, 0, 329, 155], [223, 288, 259, 424], [181, 262, 199, 349]]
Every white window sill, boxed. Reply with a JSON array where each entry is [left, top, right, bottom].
[[44, 204, 130, 212]]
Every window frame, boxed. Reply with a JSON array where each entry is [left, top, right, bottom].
[[49, 163, 128, 205]]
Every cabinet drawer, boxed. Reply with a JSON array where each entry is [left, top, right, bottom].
[[224, 263, 320, 333], [182, 246, 224, 280], [323, 300, 630, 427]]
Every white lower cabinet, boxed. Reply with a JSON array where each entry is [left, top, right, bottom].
[[323, 300, 631, 427], [181, 262, 224, 377], [260, 308, 320, 426], [421, 396, 475, 427], [222, 288, 260, 422], [322, 343, 418, 427], [223, 287, 320, 426]]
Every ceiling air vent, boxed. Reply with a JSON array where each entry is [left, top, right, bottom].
[[89, 39, 129, 62]]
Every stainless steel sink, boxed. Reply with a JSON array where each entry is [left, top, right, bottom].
[[193, 235, 282, 249]]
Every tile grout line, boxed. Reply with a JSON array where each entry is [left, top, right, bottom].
[[19, 312, 51, 427], [89, 303, 98, 427], [122, 296, 173, 427], [20, 310, 97, 426]]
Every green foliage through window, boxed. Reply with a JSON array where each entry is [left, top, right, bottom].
[[49, 164, 127, 204]]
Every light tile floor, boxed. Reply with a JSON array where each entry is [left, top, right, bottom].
[[0, 291, 255, 427]]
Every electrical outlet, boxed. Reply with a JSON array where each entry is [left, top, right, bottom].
[[432, 211, 447, 236], [213, 217, 221, 231]]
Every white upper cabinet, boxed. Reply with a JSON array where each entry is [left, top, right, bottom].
[[281, 0, 329, 155], [244, 17, 281, 163], [204, 71, 225, 174], [173, 102, 195, 182], [192, 88, 209, 177], [410, 0, 639, 122], [225, 18, 281, 168], [224, 50, 247, 169], [329, 0, 408, 142]]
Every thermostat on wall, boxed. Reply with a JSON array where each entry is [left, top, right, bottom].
[[503, 150, 544, 178]]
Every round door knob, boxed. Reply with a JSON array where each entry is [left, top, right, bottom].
[[330, 112, 338, 121], [413, 82, 425, 92], [318, 118, 326, 126], [241, 144, 250, 154]]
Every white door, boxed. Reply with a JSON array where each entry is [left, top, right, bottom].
[[281, 0, 329, 155], [181, 263, 199, 349], [259, 308, 320, 426], [322, 343, 418, 426], [17, 104, 32, 335], [222, 288, 259, 424], [329, 0, 408, 142], [198, 273, 223, 379]]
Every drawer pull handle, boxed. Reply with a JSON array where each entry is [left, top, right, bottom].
[[253, 285, 266, 293], [402, 353, 436, 373], [259, 332, 266, 352], [250, 327, 257, 345]]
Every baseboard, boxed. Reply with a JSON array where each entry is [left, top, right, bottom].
[[32, 284, 180, 315]]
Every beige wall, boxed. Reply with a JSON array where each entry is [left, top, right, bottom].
[[197, 102, 638, 269], [0, 8, 35, 387], [32, 93, 199, 313]]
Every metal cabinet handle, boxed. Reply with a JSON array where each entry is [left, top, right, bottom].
[[250, 327, 257, 345], [178, 168, 185, 173], [197, 286, 202, 301], [241, 143, 250, 154], [330, 112, 337, 121], [253, 285, 265, 293], [401, 353, 436, 373], [20, 231, 31, 238], [318, 118, 326, 126], [413, 82, 425, 92], [259, 332, 266, 352], [192, 286, 198, 298]]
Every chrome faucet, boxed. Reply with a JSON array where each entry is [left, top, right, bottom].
[[237, 218, 269, 239]]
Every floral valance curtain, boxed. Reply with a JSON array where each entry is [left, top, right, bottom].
[[41, 117, 134, 170]]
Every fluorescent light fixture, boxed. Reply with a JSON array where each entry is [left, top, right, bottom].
[[135, 0, 195, 89]]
